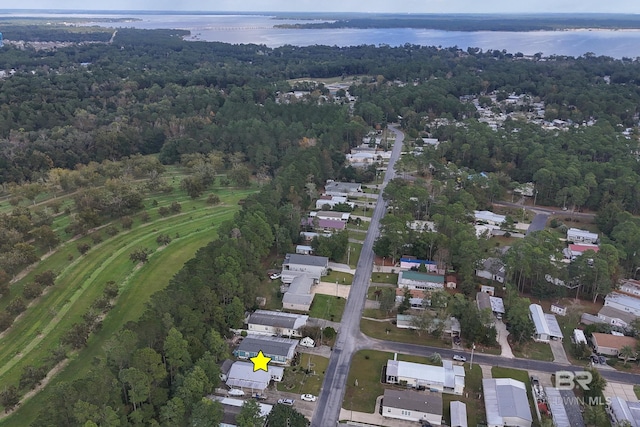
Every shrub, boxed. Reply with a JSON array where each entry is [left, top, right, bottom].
[[207, 194, 221, 205], [169, 202, 182, 213], [0, 311, 13, 331], [121, 216, 133, 229], [77, 243, 91, 255], [91, 233, 103, 244], [7, 296, 27, 315], [34, 270, 56, 287], [105, 226, 119, 236], [103, 281, 119, 299], [158, 206, 170, 217], [22, 282, 44, 300], [139, 211, 150, 222], [241, 330, 248, 337]]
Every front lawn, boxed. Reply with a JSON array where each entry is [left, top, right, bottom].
[[276, 354, 329, 395], [309, 294, 346, 322], [360, 318, 449, 348], [322, 270, 354, 285], [512, 341, 554, 361], [370, 273, 398, 284]]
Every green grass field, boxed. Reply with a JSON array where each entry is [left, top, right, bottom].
[[360, 318, 449, 348], [512, 341, 554, 362], [322, 270, 354, 285], [308, 295, 346, 322], [0, 178, 254, 425], [276, 354, 329, 395]]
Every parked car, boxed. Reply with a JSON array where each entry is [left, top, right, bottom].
[[599, 356, 607, 365], [278, 398, 295, 406], [270, 273, 281, 280], [301, 394, 317, 402], [452, 354, 466, 362], [590, 356, 599, 364], [252, 393, 267, 400]]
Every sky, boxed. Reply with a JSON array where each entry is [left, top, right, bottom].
[[5, 0, 640, 14]]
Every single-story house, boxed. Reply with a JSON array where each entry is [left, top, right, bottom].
[[301, 217, 346, 232], [476, 292, 505, 316], [407, 220, 437, 233], [476, 258, 506, 283], [608, 397, 640, 427], [299, 231, 332, 242], [619, 279, 640, 297], [315, 195, 355, 210], [310, 210, 350, 222], [573, 329, 587, 345], [580, 313, 606, 326], [295, 245, 313, 255], [346, 152, 376, 166], [450, 401, 468, 427], [551, 304, 567, 316], [598, 306, 636, 329], [591, 333, 638, 358], [281, 253, 329, 283], [386, 359, 465, 395], [225, 361, 284, 392], [324, 181, 362, 197], [395, 287, 426, 309], [545, 387, 573, 427], [247, 310, 308, 337], [566, 228, 598, 244], [213, 397, 273, 427], [396, 314, 461, 337], [381, 389, 443, 425], [483, 378, 533, 427], [282, 274, 315, 312], [398, 270, 445, 290], [529, 304, 563, 342], [233, 335, 298, 365], [604, 292, 640, 317], [563, 243, 599, 261], [400, 257, 438, 272], [474, 210, 506, 226]]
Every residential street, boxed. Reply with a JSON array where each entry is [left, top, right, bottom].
[[311, 126, 404, 427]]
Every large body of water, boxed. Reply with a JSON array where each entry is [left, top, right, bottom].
[[8, 13, 640, 58]]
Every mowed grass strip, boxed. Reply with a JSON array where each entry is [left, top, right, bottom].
[[0, 189, 252, 387], [0, 211, 241, 426]]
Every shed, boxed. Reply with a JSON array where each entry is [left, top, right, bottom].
[[551, 304, 567, 316], [450, 401, 468, 427]]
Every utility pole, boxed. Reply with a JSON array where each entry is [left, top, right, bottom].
[[470, 342, 476, 369]]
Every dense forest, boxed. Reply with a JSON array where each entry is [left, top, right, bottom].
[[0, 25, 639, 425]]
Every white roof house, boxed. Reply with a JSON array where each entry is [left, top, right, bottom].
[[381, 389, 443, 425], [311, 211, 350, 222], [529, 304, 563, 342], [450, 401, 468, 427], [247, 310, 308, 337], [225, 361, 284, 392], [483, 378, 532, 427], [573, 329, 587, 345], [545, 387, 571, 427], [476, 292, 505, 315], [315, 195, 354, 210], [281, 253, 329, 283], [385, 359, 465, 395], [604, 292, 640, 317], [566, 228, 598, 244], [324, 181, 362, 197], [620, 279, 640, 297], [474, 210, 506, 226]]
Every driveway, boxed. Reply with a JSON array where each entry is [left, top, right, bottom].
[[313, 281, 351, 299], [527, 213, 549, 235], [604, 381, 639, 403], [494, 320, 514, 358], [549, 339, 570, 365]]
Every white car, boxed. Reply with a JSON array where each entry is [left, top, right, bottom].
[[278, 398, 295, 406], [452, 354, 466, 362], [301, 394, 317, 402], [270, 273, 281, 280]]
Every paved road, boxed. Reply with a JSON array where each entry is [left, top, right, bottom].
[[311, 126, 404, 427], [527, 213, 549, 235], [361, 334, 640, 385]]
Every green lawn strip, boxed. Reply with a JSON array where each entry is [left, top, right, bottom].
[[1, 206, 244, 426], [322, 270, 354, 285], [308, 295, 345, 322], [360, 318, 449, 348], [344, 243, 362, 269], [492, 366, 538, 426], [370, 273, 398, 284], [256, 280, 283, 311], [0, 210, 233, 384], [345, 350, 392, 413], [512, 341, 554, 362], [276, 354, 329, 395], [635, 385, 640, 400], [362, 308, 390, 319]]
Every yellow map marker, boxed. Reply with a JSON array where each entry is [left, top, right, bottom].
[[250, 350, 271, 372]]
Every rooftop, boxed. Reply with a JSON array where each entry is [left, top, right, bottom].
[[284, 253, 329, 268], [606, 292, 640, 312], [400, 270, 445, 283], [474, 210, 506, 223], [226, 361, 284, 390], [567, 228, 598, 239], [598, 306, 637, 325], [483, 378, 532, 426], [530, 304, 551, 337], [387, 359, 464, 389], [450, 401, 468, 427], [592, 332, 637, 350], [609, 397, 640, 427], [235, 336, 298, 359], [248, 310, 308, 330], [383, 389, 443, 415], [545, 387, 571, 427]]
